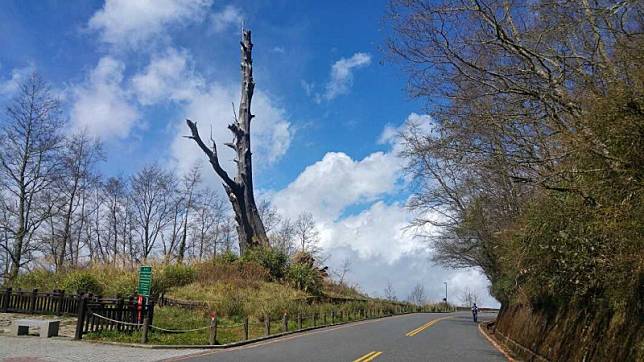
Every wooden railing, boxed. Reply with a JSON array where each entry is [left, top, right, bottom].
[[0, 288, 154, 340], [0, 288, 79, 315], [76, 295, 154, 340]]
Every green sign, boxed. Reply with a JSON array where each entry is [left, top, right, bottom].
[[137, 266, 152, 297]]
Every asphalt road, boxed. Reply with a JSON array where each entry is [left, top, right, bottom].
[[167, 311, 506, 362]]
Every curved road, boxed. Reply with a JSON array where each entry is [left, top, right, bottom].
[[168, 312, 506, 362]]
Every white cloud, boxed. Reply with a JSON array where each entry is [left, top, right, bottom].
[[272, 151, 401, 222], [70, 57, 139, 139], [210, 5, 243, 33], [170, 83, 292, 177], [131, 48, 203, 105], [270, 113, 499, 307], [320, 52, 371, 101], [0, 64, 34, 96], [88, 0, 212, 48]]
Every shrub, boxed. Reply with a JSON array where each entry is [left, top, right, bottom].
[[104, 272, 137, 297], [62, 271, 104, 295], [218, 250, 239, 264], [13, 269, 62, 291], [241, 246, 288, 281], [286, 263, 322, 295], [151, 264, 196, 297]]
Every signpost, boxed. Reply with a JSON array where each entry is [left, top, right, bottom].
[[137, 266, 152, 323], [138, 266, 152, 297]]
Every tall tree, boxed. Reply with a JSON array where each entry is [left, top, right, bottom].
[[186, 29, 269, 255], [130, 164, 175, 260], [177, 165, 201, 263], [55, 131, 103, 269], [0, 74, 64, 282]]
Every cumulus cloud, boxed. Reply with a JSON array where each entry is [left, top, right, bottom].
[[210, 5, 243, 33], [320, 52, 371, 101], [272, 151, 401, 222], [130, 48, 203, 105], [170, 84, 292, 177], [88, 0, 212, 48], [269, 113, 499, 306], [70, 57, 139, 139]]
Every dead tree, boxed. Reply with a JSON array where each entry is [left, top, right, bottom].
[[186, 30, 269, 255]]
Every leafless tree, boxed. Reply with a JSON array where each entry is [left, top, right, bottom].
[[258, 199, 281, 235], [293, 212, 320, 255], [459, 287, 480, 308], [130, 164, 175, 260], [384, 281, 397, 301], [54, 131, 103, 269], [177, 165, 201, 263], [186, 30, 269, 255], [333, 257, 352, 285], [102, 176, 130, 265], [265, 217, 292, 256], [407, 282, 426, 306], [0, 74, 64, 282], [189, 189, 227, 260]]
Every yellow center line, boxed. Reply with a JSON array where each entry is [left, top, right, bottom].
[[364, 351, 383, 361], [405, 316, 452, 337], [353, 351, 383, 362]]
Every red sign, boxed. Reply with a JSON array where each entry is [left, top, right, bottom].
[[137, 295, 144, 323], [210, 311, 217, 321]]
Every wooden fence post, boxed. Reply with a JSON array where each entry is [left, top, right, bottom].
[[331, 310, 335, 324], [209, 314, 218, 345], [282, 313, 288, 332], [56, 289, 65, 316], [29, 288, 38, 313], [74, 296, 87, 340], [1, 287, 11, 312], [313, 312, 317, 327], [243, 317, 249, 340], [297, 312, 302, 330], [141, 315, 150, 344], [323, 312, 327, 325], [116, 297, 124, 331], [264, 314, 270, 336]]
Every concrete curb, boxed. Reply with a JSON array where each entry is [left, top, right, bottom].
[[479, 321, 550, 362], [83, 311, 454, 349]]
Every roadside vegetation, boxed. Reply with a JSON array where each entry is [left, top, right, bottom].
[[11, 247, 454, 345], [388, 1, 642, 361]]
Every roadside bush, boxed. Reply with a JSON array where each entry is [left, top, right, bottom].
[[62, 271, 104, 295], [104, 272, 137, 297], [150, 264, 196, 297], [286, 263, 322, 295], [13, 269, 62, 291], [241, 246, 288, 281]]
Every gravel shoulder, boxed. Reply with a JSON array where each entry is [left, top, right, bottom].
[[0, 335, 202, 362]]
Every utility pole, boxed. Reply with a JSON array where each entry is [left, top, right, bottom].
[[444, 282, 448, 304]]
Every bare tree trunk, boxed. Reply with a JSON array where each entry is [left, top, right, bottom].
[[186, 30, 268, 255]]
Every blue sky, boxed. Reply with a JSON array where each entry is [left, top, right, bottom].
[[0, 0, 496, 306]]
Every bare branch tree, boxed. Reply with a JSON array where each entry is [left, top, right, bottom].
[[130, 164, 175, 260], [293, 212, 320, 255], [185, 29, 269, 255], [0, 74, 64, 282], [407, 282, 426, 306], [384, 281, 397, 301]]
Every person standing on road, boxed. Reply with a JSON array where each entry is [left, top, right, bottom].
[[471, 303, 479, 322]]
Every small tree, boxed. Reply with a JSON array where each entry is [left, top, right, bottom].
[[407, 282, 426, 306]]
